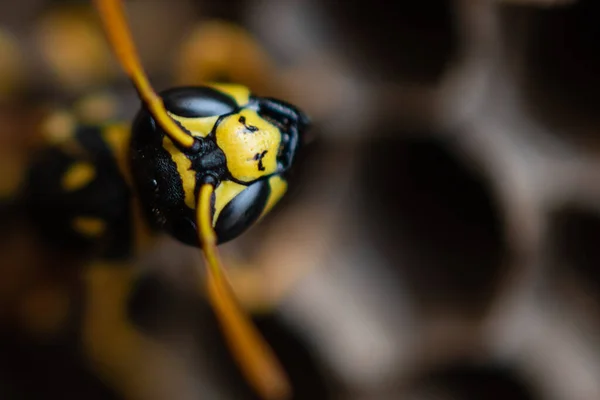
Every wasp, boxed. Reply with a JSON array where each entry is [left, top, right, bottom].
[[8, 1, 310, 399]]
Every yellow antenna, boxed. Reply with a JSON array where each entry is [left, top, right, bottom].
[[197, 184, 291, 400], [94, 0, 196, 150], [94, 0, 292, 398]]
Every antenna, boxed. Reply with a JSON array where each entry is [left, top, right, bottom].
[[94, 0, 195, 150], [94, 1, 292, 398]]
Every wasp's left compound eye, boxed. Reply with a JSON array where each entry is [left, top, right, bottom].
[[213, 179, 271, 243]]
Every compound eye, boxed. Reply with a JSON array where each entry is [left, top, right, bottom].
[[214, 179, 270, 243], [161, 86, 237, 118]]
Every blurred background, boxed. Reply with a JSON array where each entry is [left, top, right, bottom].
[[0, 0, 599, 399]]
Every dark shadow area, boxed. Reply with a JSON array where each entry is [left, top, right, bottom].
[[194, 301, 336, 400], [408, 359, 540, 400], [547, 206, 600, 311], [0, 331, 120, 400], [505, 0, 600, 143], [127, 271, 198, 336], [126, 270, 335, 400], [358, 132, 508, 317], [319, 0, 457, 85]]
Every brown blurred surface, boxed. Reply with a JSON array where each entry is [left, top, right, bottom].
[[1, 1, 600, 400]]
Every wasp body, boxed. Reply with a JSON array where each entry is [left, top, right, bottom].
[[26, 117, 134, 260], [11, 1, 310, 397], [26, 84, 307, 261]]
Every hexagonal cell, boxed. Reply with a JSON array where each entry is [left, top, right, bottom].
[[546, 205, 600, 318], [0, 332, 120, 400], [196, 304, 337, 400], [357, 132, 508, 317], [405, 360, 540, 400], [502, 0, 600, 144], [192, 0, 249, 22], [317, 0, 458, 84]]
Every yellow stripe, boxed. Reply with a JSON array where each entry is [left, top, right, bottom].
[[206, 82, 250, 106], [72, 216, 106, 237], [168, 112, 218, 138], [62, 161, 96, 191], [162, 135, 196, 209], [260, 176, 287, 219], [102, 122, 132, 185]]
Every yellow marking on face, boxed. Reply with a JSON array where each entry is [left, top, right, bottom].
[[260, 175, 288, 219], [102, 123, 132, 185], [162, 135, 196, 209], [62, 161, 96, 191], [168, 112, 218, 138], [216, 109, 280, 182], [72, 216, 106, 237], [207, 82, 250, 106], [212, 180, 247, 225], [42, 109, 76, 144]]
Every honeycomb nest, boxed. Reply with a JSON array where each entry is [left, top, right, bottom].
[[1, 1, 599, 399]]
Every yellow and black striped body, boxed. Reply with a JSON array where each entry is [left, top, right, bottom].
[[24, 118, 150, 262], [129, 83, 307, 247], [10, 79, 309, 400], [22, 82, 308, 263]]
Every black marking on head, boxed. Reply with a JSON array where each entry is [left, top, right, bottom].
[[160, 86, 238, 118], [238, 115, 258, 133], [253, 150, 268, 171]]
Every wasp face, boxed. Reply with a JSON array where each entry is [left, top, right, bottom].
[[214, 108, 282, 182], [130, 84, 309, 246]]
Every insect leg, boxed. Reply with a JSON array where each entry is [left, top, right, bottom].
[[80, 261, 190, 400]]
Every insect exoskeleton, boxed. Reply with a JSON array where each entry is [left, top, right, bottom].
[[129, 83, 309, 246]]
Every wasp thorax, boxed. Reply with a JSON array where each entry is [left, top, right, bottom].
[[129, 85, 309, 247]]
